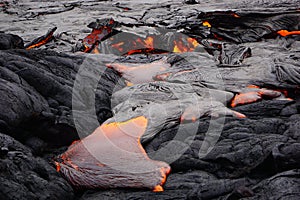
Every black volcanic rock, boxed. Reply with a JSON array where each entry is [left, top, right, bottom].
[[242, 169, 300, 200], [0, 33, 24, 50], [0, 133, 74, 200], [0, 0, 299, 199], [0, 46, 124, 146], [80, 170, 253, 200], [0, 30, 299, 198]]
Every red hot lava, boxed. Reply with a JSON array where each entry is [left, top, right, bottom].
[[55, 116, 171, 191], [81, 21, 201, 55]]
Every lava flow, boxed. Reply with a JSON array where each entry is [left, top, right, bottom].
[[106, 58, 171, 84], [277, 30, 300, 37], [230, 86, 291, 108], [173, 37, 199, 53], [25, 27, 57, 50], [82, 18, 117, 53], [55, 116, 171, 191], [81, 19, 201, 55]]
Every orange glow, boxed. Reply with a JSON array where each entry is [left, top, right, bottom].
[[173, 40, 188, 53], [154, 72, 172, 81], [126, 48, 157, 55], [26, 28, 56, 50], [107, 58, 172, 84], [273, 88, 292, 99], [153, 185, 164, 192], [247, 85, 260, 89], [144, 36, 154, 48], [232, 13, 240, 18], [247, 85, 291, 99], [122, 36, 156, 55], [233, 111, 246, 118], [180, 115, 184, 123], [191, 116, 197, 122], [187, 37, 199, 48], [83, 27, 112, 52], [26, 35, 51, 49], [97, 163, 105, 167], [203, 21, 211, 28], [125, 80, 134, 86], [153, 167, 171, 192], [92, 47, 100, 54], [56, 116, 171, 190], [160, 168, 170, 185], [84, 29, 102, 45], [104, 116, 148, 131], [108, 35, 199, 55], [55, 161, 61, 172], [230, 86, 289, 107], [247, 85, 290, 98], [82, 26, 201, 55], [277, 30, 300, 37], [83, 45, 90, 53], [99, 116, 149, 156], [180, 114, 198, 123], [131, 36, 154, 49], [71, 162, 79, 171], [60, 158, 80, 171], [277, 89, 288, 97], [111, 42, 124, 52], [231, 91, 261, 107], [173, 37, 199, 53], [71, 140, 79, 145]]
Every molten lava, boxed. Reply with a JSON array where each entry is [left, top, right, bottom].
[[230, 87, 286, 107], [116, 36, 160, 55], [152, 168, 169, 192], [82, 18, 117, 52], [108, 35, 171, 55], [202, 21, 211, 28], [55, 116, 170, 190], [81, 19, 201, 55], [277, 30, 300, 37], [172, 37, 199, 53], [106, 58, 171, 84], [231, 91, 263, 108], [25, 27, 57, 50], [83, 28, 112, 53]]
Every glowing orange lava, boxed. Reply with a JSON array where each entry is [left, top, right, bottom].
[[86, 32, 200, 55], [173, 37, 199, 53], [231, 91, 261, 107], [153, 168, 171, 192], [277, 30, 300, 37], [55, 116, 171, 190], [106, 59, 171, 84], [203, 21, 212, 28], [230, 86, 288, 107], [26, 27, 57, 50]]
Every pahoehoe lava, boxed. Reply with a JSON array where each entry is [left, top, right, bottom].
[[0, 0, 300, 199]]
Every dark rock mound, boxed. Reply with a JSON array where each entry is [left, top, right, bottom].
[[0, 133, 74, 200], [0, 33, 24, 50]]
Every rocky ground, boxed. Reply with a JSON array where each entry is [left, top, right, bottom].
[[0, 0, 300, 199]]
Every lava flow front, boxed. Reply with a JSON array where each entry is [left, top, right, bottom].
[[55, 116, 170, 191]]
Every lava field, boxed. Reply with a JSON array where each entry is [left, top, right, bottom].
[[0, 0, 300, 199]]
